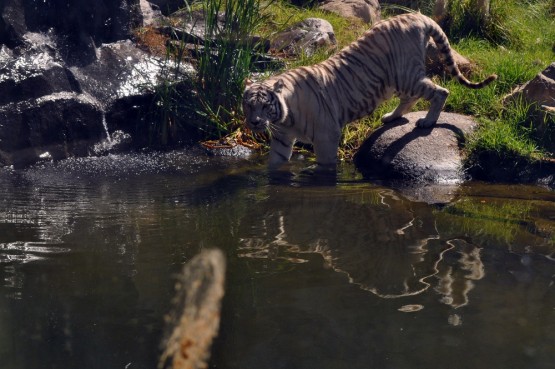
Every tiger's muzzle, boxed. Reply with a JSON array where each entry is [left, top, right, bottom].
[[247, 117, 269, 132]]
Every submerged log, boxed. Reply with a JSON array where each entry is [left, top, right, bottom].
[[159, 249, 226, 369]]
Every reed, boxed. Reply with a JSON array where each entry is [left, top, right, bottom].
[[195, 0, 270, 138]]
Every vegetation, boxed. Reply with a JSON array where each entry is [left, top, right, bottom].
[[137, 0, 555, 168]]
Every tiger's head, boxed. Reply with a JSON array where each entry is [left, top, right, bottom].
[[242, 79, 288, 133]]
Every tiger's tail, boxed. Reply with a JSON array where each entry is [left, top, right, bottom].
[[427, 21, 497, 89]]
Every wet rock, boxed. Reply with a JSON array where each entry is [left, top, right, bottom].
[[146, 0, 183, 16], [1, 0, 143, 66], [0, 32, 81, 106], [354, 111, 478, 184], [159, 249, 226, 369], [140, 0, 165, 26], [0, 0, 188, 167], [0, 30, 184, 166], [69, 40, 167, 107], [503, 62, 555, 153], [270, 18, 336, 57], [0, 92, 105, 168], [319, 0, 381, 24]]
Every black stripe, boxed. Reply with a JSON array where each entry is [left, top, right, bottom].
[[275, 150, 289, 162], [274, 136, 291, 148]]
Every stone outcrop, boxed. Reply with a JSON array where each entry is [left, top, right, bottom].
[[0, 0, 142, 65], [319, 0, 381, 24], [0, 30, 177, 167], [270, 18, 336, 57], [354, 111, 477, 184], [503, 62, 555, 153], [0, 0, 199, 167]]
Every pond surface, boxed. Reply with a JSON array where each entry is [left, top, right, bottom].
[[0, 150, 554, 369]]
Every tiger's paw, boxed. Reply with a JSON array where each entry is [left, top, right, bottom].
[[300, 163, 337, 176], [381, 112, 399, 124], [416, 117, 437, 128]]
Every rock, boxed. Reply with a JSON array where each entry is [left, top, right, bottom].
[[0, 93, 105, 168], [146, 0, 184, 15], [270, 18, 336, 57], [426, 41, 474, 77], [0, 0, 143, 66], [354, 111, 478, 184], [0, 0, 206, 168], [0, 26, 197, 167], [503, 62, 555, 152], [139, 0, 165, 26], [0, 34, 104, 167], [159, 249, 226, 369], [319, 0, 381, 24]]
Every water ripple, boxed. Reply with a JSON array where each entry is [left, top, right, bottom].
[[0, 241, 70, 264]]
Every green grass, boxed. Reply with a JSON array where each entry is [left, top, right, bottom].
[[465, 99, 543, 159]]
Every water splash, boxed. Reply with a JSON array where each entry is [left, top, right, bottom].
[[101, 112, 111, 143], [92, 130, 132, 156]]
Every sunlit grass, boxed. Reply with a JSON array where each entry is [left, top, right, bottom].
[[464, 98, 544, 159]]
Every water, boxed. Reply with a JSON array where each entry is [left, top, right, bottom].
[[0, 151, 553, 369]]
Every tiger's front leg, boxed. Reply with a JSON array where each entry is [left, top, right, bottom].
[[268, 134, 295, 170], [312, 130, 341, 173]]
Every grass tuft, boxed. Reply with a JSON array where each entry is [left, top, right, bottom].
[[465, 98, 543, 159], [194, 0, 271, 138]]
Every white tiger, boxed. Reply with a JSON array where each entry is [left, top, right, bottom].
[[242, 12, 497, 170]]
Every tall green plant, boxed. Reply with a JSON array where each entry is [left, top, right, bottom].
[[195, 0, 267, 138], [441, 0, 516, 45]]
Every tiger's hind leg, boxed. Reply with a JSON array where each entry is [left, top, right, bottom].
[[381, 96, 419, 123], [414, 78, 449, 128]]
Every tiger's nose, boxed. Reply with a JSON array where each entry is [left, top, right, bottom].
[[250, 117, 263, 127]]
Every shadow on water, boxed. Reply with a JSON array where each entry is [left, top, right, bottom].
[[0, 151, 553, 369]]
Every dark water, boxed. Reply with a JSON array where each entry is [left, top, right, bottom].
[[0, 151, 553, 369]]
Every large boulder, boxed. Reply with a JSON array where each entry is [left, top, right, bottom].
[[354, 112, 478, 203], [354, 111, 477, 184], [503, 62, 555, 153], [319, 0, 381, 24]]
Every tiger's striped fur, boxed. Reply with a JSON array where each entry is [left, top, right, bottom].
[[242, 12, 497, 170]]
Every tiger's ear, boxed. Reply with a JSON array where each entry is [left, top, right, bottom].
[[273, 79, 285, 93], [244, 78, 253, 88]]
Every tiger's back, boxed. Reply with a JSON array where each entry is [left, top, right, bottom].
[[242, 12, 497, 170]]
